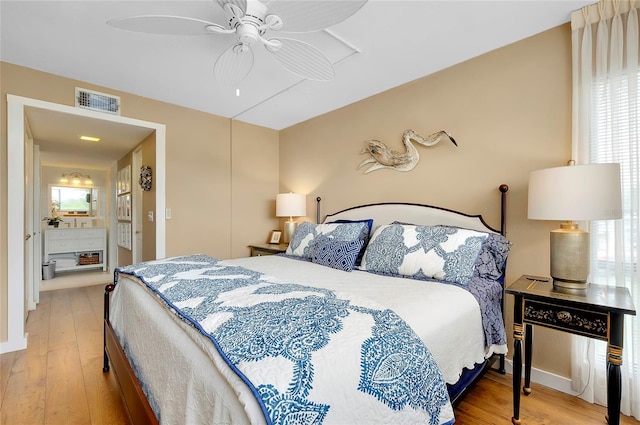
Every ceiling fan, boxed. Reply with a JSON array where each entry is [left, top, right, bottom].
[[107, 0, 368, 86]]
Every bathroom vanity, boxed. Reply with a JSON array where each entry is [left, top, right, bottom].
[[44, 227, 107, 272]]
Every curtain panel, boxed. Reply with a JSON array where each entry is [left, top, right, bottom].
[[571, 0, 639, 420]]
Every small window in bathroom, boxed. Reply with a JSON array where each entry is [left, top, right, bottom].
[[51, 186, 95, 216]]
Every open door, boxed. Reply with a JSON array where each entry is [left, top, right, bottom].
[[23, 122, 38, 312], [32, 146, 41, 306]]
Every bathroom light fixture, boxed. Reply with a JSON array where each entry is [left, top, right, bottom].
[[60, 172, 93, 185], [80, 135, 101, 142]]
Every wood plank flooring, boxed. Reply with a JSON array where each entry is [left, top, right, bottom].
[[1, 284, 638, 424], [1, 285, 128, 425]]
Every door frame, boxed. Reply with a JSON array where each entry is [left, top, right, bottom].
[[3, 94, 166, 354]]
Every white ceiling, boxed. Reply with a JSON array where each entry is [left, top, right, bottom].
[[1, 0, 592, 166]]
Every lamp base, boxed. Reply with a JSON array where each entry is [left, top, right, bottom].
[[552, 278, 589, 292], [550, 222, 590, 289], [283, 220, 296, 244]]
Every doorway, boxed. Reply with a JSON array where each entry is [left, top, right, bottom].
[[3, 94, 166, 354]]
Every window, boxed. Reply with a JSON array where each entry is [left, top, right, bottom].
[[51, 186, 93, 214], [589, 68, 640, 375]]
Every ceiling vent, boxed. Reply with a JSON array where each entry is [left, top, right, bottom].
[[75, 87, 120, 115]]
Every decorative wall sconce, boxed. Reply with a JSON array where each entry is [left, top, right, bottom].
[[139, 166, 152, 191], [60, 172, 93, 185]]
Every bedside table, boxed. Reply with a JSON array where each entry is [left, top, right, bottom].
[[248, 243, 288, 256], [505, 275, 636, 425]]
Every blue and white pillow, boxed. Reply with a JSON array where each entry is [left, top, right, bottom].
[[286, 221, 370, 259], [361, 224, 490, 285], [472, 232, 511, 281], [326, 219, 373, 265], [312, 239, 365, 271]]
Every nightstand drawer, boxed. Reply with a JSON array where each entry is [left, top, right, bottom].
[[524, 299, 608, 340]]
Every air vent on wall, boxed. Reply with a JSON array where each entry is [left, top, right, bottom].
[[75, 87, 120, 115]]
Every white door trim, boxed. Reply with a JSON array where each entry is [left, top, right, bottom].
[[4, 97, 28, 353], [3, 94, 166, 354]]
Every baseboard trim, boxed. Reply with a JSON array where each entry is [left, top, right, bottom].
[[0, 332, 28, 354], [501, 358, 579, 396]]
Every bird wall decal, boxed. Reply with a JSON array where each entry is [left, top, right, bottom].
[[357, 129, 457, 173]]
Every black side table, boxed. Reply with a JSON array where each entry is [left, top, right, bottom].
[[505, 275, 636, 425]]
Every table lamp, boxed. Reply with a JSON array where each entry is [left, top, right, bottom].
[[276, 193, 306, 244], [527, 163, 621, 290]]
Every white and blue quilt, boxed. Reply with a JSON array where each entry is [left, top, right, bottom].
[[115, 254, 455, 425]]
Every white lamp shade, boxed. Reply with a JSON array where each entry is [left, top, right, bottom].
[[276, 193, 306, 218], [528, 163, 622, 221]]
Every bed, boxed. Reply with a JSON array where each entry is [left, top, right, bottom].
[[103, 184, 510, 425]]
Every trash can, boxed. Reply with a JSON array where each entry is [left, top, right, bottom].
[[42, 261, 56, 280]]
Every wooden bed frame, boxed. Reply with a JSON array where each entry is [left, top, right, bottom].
[[103, 184, 509, 424]]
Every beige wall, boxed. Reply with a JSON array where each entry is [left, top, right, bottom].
[[141, 133, 157, 262], [280, 24, 573, 378], [230, 120, 280, 258], [0, 62, 279, 342]]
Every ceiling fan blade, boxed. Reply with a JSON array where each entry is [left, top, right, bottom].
[[267, 0, 367, 33], [107, 15, 229, 35], [214, 0, 247, 14], [268, 38, 334, 81], [214, 44, 255, 86]]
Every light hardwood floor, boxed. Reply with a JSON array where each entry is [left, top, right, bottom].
[[1, 284, 638, 425]]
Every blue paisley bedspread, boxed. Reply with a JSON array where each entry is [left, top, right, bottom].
[[115, 254, 455, 425]]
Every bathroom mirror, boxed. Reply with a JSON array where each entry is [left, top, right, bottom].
[[51, 185, 99, 217]]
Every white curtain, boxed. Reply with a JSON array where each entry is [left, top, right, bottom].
[[571, 0, 639, 420]]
